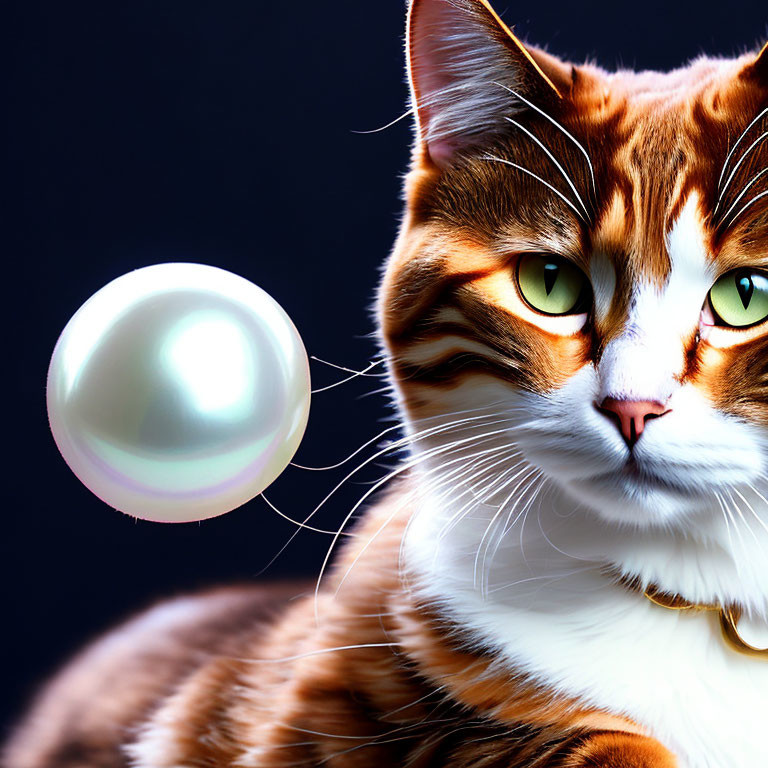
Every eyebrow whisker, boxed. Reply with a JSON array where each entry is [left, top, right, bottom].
[[505, 117, 591, 220], [715, 131, 768, 214], [481, 154, 588, 223], [717, 107, 768, 190], [724, 189, 768, 229], [719, 167, 768, 226], [495, 82, 597, 197]]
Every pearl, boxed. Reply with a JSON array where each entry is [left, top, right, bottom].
[[47, 263, 311, 523]]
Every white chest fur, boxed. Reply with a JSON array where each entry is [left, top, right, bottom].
[[405, 490, 768, 768]]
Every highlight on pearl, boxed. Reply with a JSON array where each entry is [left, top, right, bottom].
[[46, 263, 311, 523]]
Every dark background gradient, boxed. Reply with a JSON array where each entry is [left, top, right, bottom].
[[5, 0, 767, 739]]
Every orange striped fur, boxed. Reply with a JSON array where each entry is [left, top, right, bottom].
[[4, 489, 672, 767]]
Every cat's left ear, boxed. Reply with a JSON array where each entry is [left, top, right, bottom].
[[742, 42, 768, 83], [407, 0, 573, 168]]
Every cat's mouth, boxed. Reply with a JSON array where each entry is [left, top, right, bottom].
[[618, 459, 687, 491], [584, 457, 693, 496]]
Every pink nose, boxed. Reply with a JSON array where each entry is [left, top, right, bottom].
[[597, 398, 670, 447]]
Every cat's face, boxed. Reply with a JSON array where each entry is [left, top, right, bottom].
[[379, 0, 768, 531]]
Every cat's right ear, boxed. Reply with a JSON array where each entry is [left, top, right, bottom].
[[407, 0, 572, 168]]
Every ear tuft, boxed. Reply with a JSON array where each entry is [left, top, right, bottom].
[[407, 0, 568, 168]]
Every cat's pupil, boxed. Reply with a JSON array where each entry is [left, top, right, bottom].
[[543, 262, 559, 296], [736, 273, 755, 310]]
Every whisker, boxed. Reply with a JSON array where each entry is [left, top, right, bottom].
[[431, 452, 528, 549], [714, 491, 737, 559], [260, 493, 355, 537], [237, 642, 401, 664], [515, 478, 545, 573], [407, 445, 513, 523], [717, 107, 768, 189], [275, 718, 450, 747], [276, 724, 381, 741], [265, 411, 510, 573], [474, 466, 540, 593], [291, 424, 402, 471], [412, 450, 524, 572], [725, 487, 755, 542], [505, 117, 590, 218], [311, 364, 386, 395], [426, 456, 530, 562], [732, 486, 768, 538], [310, 356, 387, 377], [380, 684, 448, 718], [718, 167, 768, 225], [488, 565, 595, 595], [270, 741, 321, 750], [724, 189, 768, 229], [534, 485, 592, 562], [333, 498, 408, 597], [318, 427, 519, 617], [394, 446, 515, 577], [358, 383, 397, 399], [720, 490, 748, 577], [495, 82, 597, 197], [716, 131, 768, 210], [486, 464, 541, 543], [453, 451, 525, 505], [744, 483, 768, 536], [434, 452, 526, 546], [351, 107, 415, 135], [485, 471, 543, 594], [321, 718, 461, 763], [482, 154, 587, 222]]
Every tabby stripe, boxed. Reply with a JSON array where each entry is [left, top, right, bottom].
[[387, 269, 498, 342], [397, 336, 504, 366], [392, 319, 496, 348], [393, 353, 524, 386]]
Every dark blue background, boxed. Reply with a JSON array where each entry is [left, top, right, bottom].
[[5, 0, 767, 738]]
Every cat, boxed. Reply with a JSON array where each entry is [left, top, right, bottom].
[[6, 0, 768, 766]]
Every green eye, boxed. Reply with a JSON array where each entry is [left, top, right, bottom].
[[709, 269, 768, 328], [516, 253, 589, 316]]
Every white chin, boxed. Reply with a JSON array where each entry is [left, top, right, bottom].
[[563, 471, 705, 527]]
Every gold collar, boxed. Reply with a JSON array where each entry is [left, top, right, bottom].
[[626, 580, 768, 659]]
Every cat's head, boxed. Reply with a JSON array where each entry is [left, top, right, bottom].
[[378, 0, 768, 532]]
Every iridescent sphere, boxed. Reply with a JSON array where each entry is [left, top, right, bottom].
[[47, 263, 311, 523]]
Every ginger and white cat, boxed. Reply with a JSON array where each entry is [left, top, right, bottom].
[[6, 1, 768, 766]]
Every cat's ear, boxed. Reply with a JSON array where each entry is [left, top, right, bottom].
[[407, 0, 572, 168], [741, 41, 768, 84], [751, 42, 768, 82]]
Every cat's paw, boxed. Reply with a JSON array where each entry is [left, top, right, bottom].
[[561, 731, 678, 767]]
